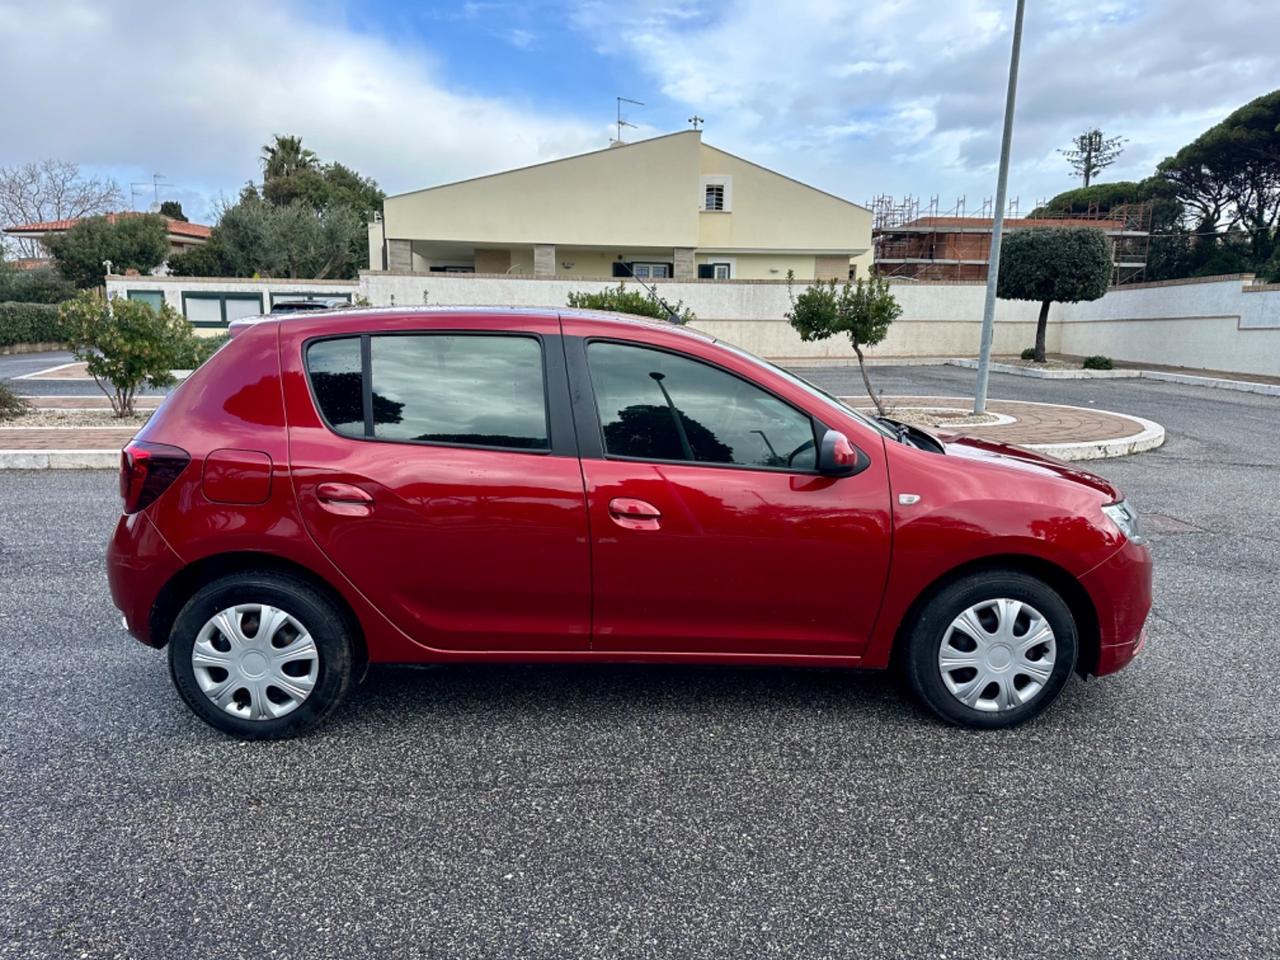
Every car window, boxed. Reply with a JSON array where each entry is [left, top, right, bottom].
[[587, 342, 816, 470], [306, 337, 365, 438], [370, 334, 548, 450]]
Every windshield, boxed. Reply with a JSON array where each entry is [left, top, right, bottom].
[[717, 341, 898, 439]]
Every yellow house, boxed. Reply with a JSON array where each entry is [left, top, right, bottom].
[[369, 130, 871, 281]]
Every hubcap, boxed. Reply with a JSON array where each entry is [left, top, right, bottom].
[[938, 598, 1056, 713], [191, 604, 319, 721]]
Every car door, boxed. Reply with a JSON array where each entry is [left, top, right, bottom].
[[282, 313, 591, 653], [570, 334, 892, 658]]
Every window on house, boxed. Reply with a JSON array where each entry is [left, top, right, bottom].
[[126, 290, 165, 312], [696, 262, 733, 280], [704, 184, 725, 211], [181, 292, 264, 327], [631, 262, 671, 279]]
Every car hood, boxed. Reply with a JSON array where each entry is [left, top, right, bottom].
[[936, 433, 1121, 501]]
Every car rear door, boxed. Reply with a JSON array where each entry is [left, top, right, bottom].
[[565, 323, 893, 658], [281, 311, 591, 654]]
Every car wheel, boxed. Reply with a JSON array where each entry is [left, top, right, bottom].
[[168, 571, 354, 739], [905, 570, 1078, 729]]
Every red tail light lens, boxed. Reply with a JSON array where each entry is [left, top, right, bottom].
[[119, 441, 190, 514]]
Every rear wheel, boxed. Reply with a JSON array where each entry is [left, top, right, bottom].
[[905, 570, 1077, 729], [168, 572, 353, 739]]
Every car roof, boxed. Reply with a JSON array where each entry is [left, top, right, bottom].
[[230, 305, 715, 341]]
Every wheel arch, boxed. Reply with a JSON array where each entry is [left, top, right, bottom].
[[890, 553, 1101, 677], [148, 551, 368, 671]]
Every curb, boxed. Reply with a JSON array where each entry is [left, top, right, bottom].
[[946, 358, 1278, 394], [0, 450, 119, 469]]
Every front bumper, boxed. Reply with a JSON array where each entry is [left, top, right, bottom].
[[106, 511, 184, 647], [1080, 537, 1153, 677]]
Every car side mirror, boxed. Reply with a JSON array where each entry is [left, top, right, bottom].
[[817, 429, 861, 477]]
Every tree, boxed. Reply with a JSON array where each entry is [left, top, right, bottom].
[[0, 159, 122, 258], [786, 272, 901, 415], [997, 228, 1111, 363], [59, 291, 196, 417], [44, 214, 170, 288], [262, 135, 318, 182], [567, 283, 696, 324], [1061, 129, 1126, 187], [170, 190, 360, 280], [159, 200, 187, 222], [1154, 89, 1280, 268]]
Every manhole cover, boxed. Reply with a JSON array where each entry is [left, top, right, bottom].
[[1142, 513, 1202, 534]]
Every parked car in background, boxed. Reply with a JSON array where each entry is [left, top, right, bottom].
[[107, 307, 1152, 739], [268, 297, 350, 314]]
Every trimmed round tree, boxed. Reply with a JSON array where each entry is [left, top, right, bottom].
[[997, 227, 1111, 362]]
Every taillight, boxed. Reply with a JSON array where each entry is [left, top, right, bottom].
[[119, 440, 190, 514]]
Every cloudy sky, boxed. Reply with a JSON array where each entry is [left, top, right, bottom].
[[0, 0, 1275, 224]]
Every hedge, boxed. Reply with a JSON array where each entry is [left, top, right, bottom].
[[0, 301, 69, 348]]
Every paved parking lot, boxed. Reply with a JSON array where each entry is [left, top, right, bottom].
[[1, 365, 1277, 959]]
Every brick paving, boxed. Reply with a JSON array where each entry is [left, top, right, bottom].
[[0, 428, 137, 450], [846, 395, 1147, 445]]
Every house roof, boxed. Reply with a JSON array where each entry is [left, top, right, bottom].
[[3, 213, 213, 240]]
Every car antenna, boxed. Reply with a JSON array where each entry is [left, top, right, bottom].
[[618, 260, 685, 325]]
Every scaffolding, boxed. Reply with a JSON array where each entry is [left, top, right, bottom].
[[869, 194, 1152, 285]]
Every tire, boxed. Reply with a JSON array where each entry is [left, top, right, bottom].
[[904, 570, 1078, 729], [167, 571, 354, 739]]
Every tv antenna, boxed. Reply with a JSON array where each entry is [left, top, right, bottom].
[[129, 174, 170, 210], [613, 97, 644, 144], [688, 115, 704, 130]]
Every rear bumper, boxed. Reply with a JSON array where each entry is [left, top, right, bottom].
[[1080, 538, 1153, 677], [106, 511, 184, 647]]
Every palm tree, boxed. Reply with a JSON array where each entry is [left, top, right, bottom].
[[261, 135, 318, 182]]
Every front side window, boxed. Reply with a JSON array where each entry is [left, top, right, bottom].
[[305, 334, 549, 450], [704, 184, 725, 211], [587, 342, 816, 470]]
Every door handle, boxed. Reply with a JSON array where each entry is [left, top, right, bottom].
[[608, 497, 662, 531], [316, 482, 374, 516]]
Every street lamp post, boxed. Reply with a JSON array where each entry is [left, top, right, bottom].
[[974, 0, 1027, 414]]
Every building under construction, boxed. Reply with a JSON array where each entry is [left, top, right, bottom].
[[869, 195, 1152, 285]]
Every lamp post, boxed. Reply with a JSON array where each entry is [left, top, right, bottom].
[[973, 0, 1026, 414]]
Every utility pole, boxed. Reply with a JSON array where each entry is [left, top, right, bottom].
[[973, 0, 1026, 415]]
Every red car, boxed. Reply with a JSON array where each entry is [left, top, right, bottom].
[[107, 308, 1152, 739]]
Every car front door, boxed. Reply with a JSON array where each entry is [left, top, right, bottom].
[[282, 314, 591, 654], [570, 335, 893, 658]]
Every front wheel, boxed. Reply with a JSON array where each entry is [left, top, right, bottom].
[[905, 570, 1078, 729], [168, 571, 354, 739]]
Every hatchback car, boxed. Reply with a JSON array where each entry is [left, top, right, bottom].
[[108, 307, 1152, 739]]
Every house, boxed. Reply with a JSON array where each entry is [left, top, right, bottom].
[[874, 207, 1152, 284], [369, 130, 872, 281], [3, 212, 212, 267]]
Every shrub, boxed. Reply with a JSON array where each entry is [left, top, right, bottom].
[[60, 292, 198, 417], [567, 284, 695, 325], [0, 382, 28, 420], [176, 332, 231, 369], [1082, 355, 1114, 370], [0, 266, 76, 304], [1020, 347, 1038, 361], [0, 302, 69, 347], [45, 214, 171, 288]]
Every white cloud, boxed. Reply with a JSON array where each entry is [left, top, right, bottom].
[[0, 0, 610, 221], [573, 0, 1280, 207]]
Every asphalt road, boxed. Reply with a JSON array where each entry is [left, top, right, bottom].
[[1, 366, 1277, 959]]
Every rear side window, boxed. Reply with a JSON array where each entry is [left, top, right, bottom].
[[306, 338, 364, 439], [587, 342, 817, 470], [305, 334, 549, 451]]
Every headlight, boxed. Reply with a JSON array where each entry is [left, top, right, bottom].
[[1102, 499, 1144, 544]]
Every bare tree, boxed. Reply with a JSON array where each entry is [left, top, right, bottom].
[[1060, 129, 1126, 187], [0, 160, 122, 257]]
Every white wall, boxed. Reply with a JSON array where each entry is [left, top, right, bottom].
[[1057, 276, 1280, 376]]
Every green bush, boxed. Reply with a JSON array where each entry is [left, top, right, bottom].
[[0, 302, 69, 347], [567, 284, 695, 325], [1082, 355, 1114, 370], [176, 333, 231, 369], [0, 382, 28, 421], [1020, 347, 1038, 361], [60, 292, 197, 417], [0, 266, 76, 304]]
